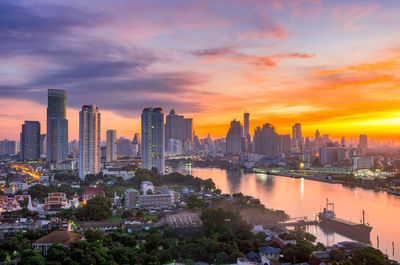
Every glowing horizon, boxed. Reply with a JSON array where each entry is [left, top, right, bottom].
[[1, 0, 400, 141]]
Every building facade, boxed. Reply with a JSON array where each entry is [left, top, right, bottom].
[[164, 109, 192, 153], [0, 140, 17, 156], [141, 107, 165, 173], [20, 121, 41, 161], [46, 89, 68, 163], [225, 119, 243, 154], [79, 105, 101, 179], [106, 130, 117, 162]]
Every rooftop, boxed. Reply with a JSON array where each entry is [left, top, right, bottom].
[[34, 231, 83, 245]]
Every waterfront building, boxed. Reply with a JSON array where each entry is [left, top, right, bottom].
[[20, 121, 40, 161], [106, 130, 117, 162], [225, 119, 243, 154], [141, 107, 165, 173], [0, 140, 17, 156], [79, 105, 101, 179], [46, 89, 68, 163]]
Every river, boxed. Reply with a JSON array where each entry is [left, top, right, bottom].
[[176, 166, 400, 261]]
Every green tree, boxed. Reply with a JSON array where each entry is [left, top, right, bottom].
[[76, 196, 112, 221], [352, 247, 386, 265], [46, 244, 68, 264], [19, 249, 45, 265]]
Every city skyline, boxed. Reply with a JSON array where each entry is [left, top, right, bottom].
[[1, 0, 400, 141]]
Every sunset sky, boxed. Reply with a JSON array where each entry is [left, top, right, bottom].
[[1, 0, 400, 141]]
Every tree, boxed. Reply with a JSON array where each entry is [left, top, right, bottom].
[[76, 196, 112, 221], [84, 229, 105, 243], [329, 249, 349, 263], [352, 247, 386, 265], [187, 194, 203, 209], [19, 249, 45, 265], [46, 244, 68, 264]]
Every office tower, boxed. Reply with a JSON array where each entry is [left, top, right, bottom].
[[117, 137, 132, 157], [132, 133, 140, 156], [340, 136, 346, 147], [291, 123, 302, 151], [0, 140, 17, 156], [253, 123, 278, 157], [164, 109, 193, 153], [243, 113, 250, 137], [20, 121, 40, 161], [106, 130, 117, 162], [132, 133, 140, 145], [79, 105, 101, 179], [40, 134, 47, 156], [225, 119, 243, 154], [141, 107, 165, 173], [46, 89, 68, 163], [359, 134, 368, 155]]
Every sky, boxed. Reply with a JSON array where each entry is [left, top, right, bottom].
[[1, 0, 400, 141]]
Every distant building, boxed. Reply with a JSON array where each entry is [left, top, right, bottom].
[[40, 134, 47, 157], [168, 138, 183, 154], [79, 105, 101, 179], [0, 140, 17, 156], [44, 193, 68, 212], [359, 135, 368, 155], [254, 124, 278, 157], [141, 107, 165, 173], [138, 189, 178, 208], [226, 119, 243, 154], [106, 130, 117, 162], [291, 123, 303, 151], [352, 156, 374, 170], [46, 89, 68, 163], [132, 133, 140, 155], [20, 121, 40, 161], [116, 137, 132, 157], [278, 134, 291, 154], [165, 109, 193, 153]]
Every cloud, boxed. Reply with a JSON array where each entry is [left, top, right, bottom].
[[331, 3, 380, 30], [192, 46, 237, 57]]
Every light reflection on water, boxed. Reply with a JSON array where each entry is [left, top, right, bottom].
[[177, 166, 400, 261]]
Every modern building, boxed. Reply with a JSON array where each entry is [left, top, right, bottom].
[[46, 89, 68, 163], [164, 109, 193, 153], [40, 134, 47, 157], [20, 121, 41, 161], [106, 130, 117, 162], [225, 119, 243, 154], [138, 189, 178, 209], [253, 123, 278, 157], [359, 135, 368, 155], [141, 107, 165, 173], [124, 189, 139, 209], [116, 137, 132, 157], [352, 156, 374, 170], [141, 181, 155, 194], [291, 123, 303, 151], [0, 140, 17, 156], [79, 105, 101, 179]]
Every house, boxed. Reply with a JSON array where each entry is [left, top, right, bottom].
[[33, 231, 84, 255], [259, 246, 281, 260], [274, 232, 296, 247], [308, 251, 330, 265], [82, 186, 105, 202]]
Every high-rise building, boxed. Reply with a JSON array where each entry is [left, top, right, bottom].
[[243, 113, 250, 137], [46, 89, 68, 163], [117, 137, 132, 157], [278, 134, 291, 154], [0, 140, 17, 156], [141, 107, 165, 173], [253, 123, 278, 157], [359, 134, 368, 155], [225, 119, 243, 154], [291, 123, 303, 151], [20, 121, 40, 161], [106, 130, 117, 162], [79, 105, 101, 179], [132, 133, 140, 156], [40, 134, 47, 156], [164, 109, 193, 153]]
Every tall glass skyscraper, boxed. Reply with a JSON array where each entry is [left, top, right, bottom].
[[141, 107, 165, 173], [46, 89, 68, 163], [106, 130, 117, 162], [79, 105, 101, 179]]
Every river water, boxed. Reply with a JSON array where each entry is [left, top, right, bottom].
[[176, 166, 400, 261]]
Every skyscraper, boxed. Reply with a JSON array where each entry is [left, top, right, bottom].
[[164, 109, 193, 153], [141, 107, 165, 173], [0, 140, 17, 156], [359, 134, 368, 155], [243, 113, 249, 137], [253, 123, 278, 157], [79, 105, 101, 179], [40, 134, 47, 157], [225, 119, 243, 154], [46, 89, 68, 163], [106, 130, 117, 162], [20, 121, 40, 161], [291, 123, 303, 151]]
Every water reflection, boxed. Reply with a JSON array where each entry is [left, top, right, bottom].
[[176, 166, 400, 261]]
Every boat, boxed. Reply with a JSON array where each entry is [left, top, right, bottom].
[[318, 199, 372, 241]]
